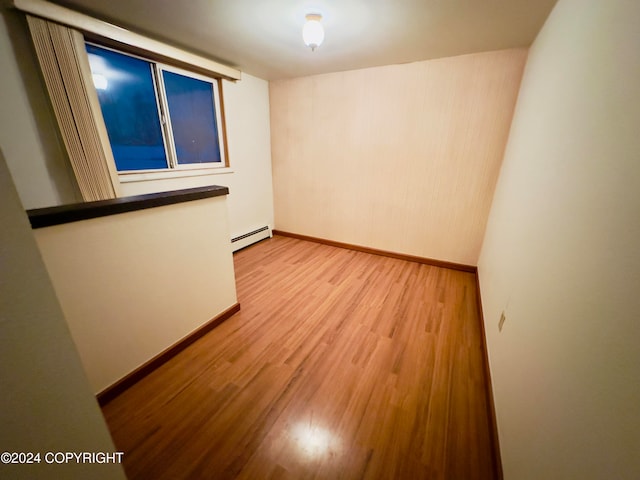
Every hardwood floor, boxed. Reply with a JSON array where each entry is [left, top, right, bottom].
[[101, 236, 497, 479]]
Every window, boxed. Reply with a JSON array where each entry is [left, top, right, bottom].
[[86, 43, 227, 173]]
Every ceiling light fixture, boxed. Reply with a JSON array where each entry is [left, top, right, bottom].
[[302, 13, 324, 51]]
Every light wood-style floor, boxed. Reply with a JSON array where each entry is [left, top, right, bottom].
[[102, 236, 496, 479]]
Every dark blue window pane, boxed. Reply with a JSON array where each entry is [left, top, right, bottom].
[[162, 70, 221, 165], [86, 44, 168, 171]]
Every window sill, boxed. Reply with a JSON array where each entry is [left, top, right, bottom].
[[119, 167, 234, 183], [27, 185, 229, 229]]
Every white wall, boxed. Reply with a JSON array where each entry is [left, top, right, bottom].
[[1, 5, 274, 239], [223, 74, 275, 239], [0, 6, 80, 209], [119, 73, 275, 240], [0, 152, 125, 480], [270, 49, 526, 266], [478, 0, 640, 478], [34, 196, 238, 393]]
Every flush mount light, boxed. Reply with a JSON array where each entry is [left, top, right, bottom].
[[302, 13, 324, 51]]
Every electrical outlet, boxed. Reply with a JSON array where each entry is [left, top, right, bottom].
[[498, 311, 506, 332]]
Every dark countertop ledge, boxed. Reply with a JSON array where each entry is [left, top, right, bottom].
[[27, 185, 229, 229]]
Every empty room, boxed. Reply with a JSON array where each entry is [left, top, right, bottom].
[[1, 0, 639, 479]]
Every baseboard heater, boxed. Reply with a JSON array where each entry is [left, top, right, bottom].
[[231, 226, 271, 252]]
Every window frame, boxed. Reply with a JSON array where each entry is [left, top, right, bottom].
[[155, 63, 228, 171], [86, 41, 230, 177]]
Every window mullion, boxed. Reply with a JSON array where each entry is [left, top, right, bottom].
[[153, 64, 177, 169]]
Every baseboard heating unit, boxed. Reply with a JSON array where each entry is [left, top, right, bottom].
[[231, 226, 271, 252]]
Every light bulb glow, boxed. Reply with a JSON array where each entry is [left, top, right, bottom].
[[302, 15, 324, 51], [92, 73, 108, 90], [291, 422, 340, 459]]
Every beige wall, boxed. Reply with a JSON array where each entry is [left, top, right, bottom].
[[34, 196, 237, 393], [478, 0, 640, 478], [0, 153, 125, 480], [269, 49, 526, 265]]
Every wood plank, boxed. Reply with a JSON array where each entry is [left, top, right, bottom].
[[101, 236, 497, 479], [272, 229, 477, 273], [97, 303, 240, 406]]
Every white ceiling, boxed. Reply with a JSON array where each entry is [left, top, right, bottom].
[[50, 0, 557, 80]]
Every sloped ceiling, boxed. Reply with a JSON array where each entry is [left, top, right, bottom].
[[50, 0, 557, 80]]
